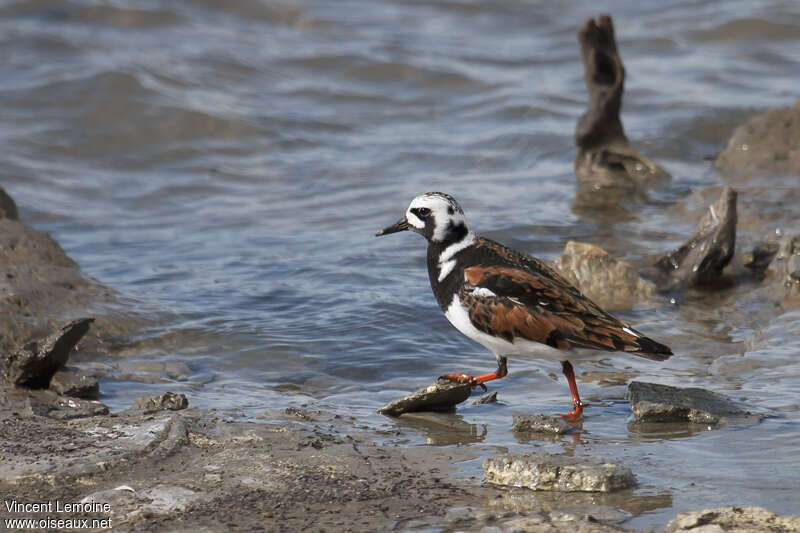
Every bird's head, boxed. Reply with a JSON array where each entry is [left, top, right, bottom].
[[376, 192, 469, 244]]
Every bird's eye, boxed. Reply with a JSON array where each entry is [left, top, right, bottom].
[[416, 207, 431, 218]]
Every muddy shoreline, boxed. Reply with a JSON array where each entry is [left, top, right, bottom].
[[1, 399, 796, 532]]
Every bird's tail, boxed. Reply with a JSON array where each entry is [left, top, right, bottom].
[[632, 336, 673, 361]]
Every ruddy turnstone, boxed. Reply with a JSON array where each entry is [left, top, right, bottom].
[[376, 192, 672, 420]]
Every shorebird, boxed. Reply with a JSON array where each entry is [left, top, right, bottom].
[[376, 192, 672, 420]]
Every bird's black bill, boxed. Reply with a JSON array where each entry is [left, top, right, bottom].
[[375, 217, 409, 237]]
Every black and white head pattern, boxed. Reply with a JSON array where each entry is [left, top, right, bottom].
[[405, 192, 469, 243]]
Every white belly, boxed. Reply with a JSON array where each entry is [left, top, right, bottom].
[[443, 294, 604, 362]]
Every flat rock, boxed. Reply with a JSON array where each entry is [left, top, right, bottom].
[[483, 453, 635, 492], [77, 485, 199, 526], [643, 187, 737, 291], [377, 378, 473, 416], [627, 381, 758, 425], [4, 388, 108, 420], [48, 395, 110, 420], [666, 506, 800, 532], [715, 105, 800, 178], [132, 392, 189, 413], [2, 318, 94, 388], [512, 413, 574, 435], [552, 241, 656, 310], [0, 412, 188, 485], [49, 368, 99, 399]]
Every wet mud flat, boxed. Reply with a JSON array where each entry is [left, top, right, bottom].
[[2, 398, 797, 533], [0, 404, 484, 532]]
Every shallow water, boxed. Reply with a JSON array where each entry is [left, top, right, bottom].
[[3, 0, 800, 528]]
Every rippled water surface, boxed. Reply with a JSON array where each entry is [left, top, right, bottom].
[[3, 0, 800, 528]]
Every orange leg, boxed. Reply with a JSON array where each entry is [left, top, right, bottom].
[[441, 356, 508, 391], [560, 360, 587, 421]]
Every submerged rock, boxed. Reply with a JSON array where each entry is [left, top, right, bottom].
[[512, 413, 574, 435], [643, 187, 737, 291], [574, 15, 668, 204], [2, 318, 93, 388], [49, 368, 99, 399], [772, 234, 800, 288], [473, 390, 498, 405], [627, 381, 759, 425], [552, 241, 657, 310], [132, 392, 189, 413], [715, 105, 800, 178], [377, 378, 472, 416], [742, 241, 780, 278], [484, 453, 635, 492], [666, 506, 800, 532]]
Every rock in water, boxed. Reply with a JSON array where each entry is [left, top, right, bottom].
[[552, 241, 657, 310], [715, 105, 800, 178], [2, 318, 94, 388], [132, 392, 189, 413], [643, 187, 737, 291], [666, 506, 800, 532], [49, 369, 100, 399], [484, 453, 635, 492], [377, 378, 472, 416], [742, 241, 780, 278], [473, 390, 498, 405], [574, 15, 668, 204], [627, 381, 759, 425], [512, 414, 574, 435], [772, 235, 800, 289]]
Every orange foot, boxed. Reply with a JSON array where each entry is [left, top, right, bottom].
[[559, 400, 588, 422], [439, 357, 508, 393], [440, 373, 488, 391]]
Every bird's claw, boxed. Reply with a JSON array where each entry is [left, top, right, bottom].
[[439, 373, 488, 391]]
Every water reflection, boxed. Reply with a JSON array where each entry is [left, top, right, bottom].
[[627, 420, 714, 441], [390, 412, 487, 446], [512, 425, 585, 447], [484, 486, 673, 521]]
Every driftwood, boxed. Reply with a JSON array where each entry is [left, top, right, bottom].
[[574, 15, 668, 204]]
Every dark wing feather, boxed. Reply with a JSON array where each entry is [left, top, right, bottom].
[[463, 262, 672, 360]]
